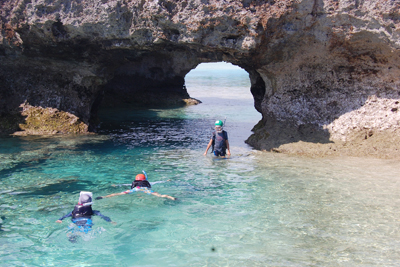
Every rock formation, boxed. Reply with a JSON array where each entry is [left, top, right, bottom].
[[1, 0, 399, 157]]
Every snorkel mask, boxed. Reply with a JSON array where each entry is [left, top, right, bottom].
[[78, 191, 93, 206], [215, 120, 223, 133]]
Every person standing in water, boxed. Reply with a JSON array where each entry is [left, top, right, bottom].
[[96, 171, 176, 201], [203, 120, 231, 157]]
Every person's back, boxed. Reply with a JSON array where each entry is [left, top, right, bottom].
[[213, 130, 228, 153], [56, 191, 113, 225], [55, 191, 115, 242], [131, 178, 152, 189]]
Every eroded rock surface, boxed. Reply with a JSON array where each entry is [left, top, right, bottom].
[[14, 102, 88, 135], [1, 0, 399, 157]]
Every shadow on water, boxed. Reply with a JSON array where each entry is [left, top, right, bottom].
[[0, 216, 5, 232], [0, 149, 55, 183], [0, 155, 51, 178], [15, 178, 94, 196], [96, 106, 212, 151]]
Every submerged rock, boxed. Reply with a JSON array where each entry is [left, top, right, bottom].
[[0, 0, 399, 157]]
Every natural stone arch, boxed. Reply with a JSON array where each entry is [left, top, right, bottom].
[[94, 47, 267, 115], [0, 0, 399, 157], [98, 46, 203, 109]]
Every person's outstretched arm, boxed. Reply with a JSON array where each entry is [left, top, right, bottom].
[[96, 191, 127, 200], [203, 139, 213, 155], [151, 192, 176, 200], [150, 180, 170, 186], [112, 184, 131, 187], [93, 210, 116, 224], [56, 212, 72, 223]]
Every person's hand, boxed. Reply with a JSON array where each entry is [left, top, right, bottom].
[[95, 196, 103, 200], [227, 151, 231, 156], [203, 152, 207, 156], [56, 220, 62, 223], [111, 221, 117, 225]]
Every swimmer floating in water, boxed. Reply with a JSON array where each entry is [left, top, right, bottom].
[[56, 191, 116, 242], [96, 171, 176, 201], [56, 191, 115, 230]]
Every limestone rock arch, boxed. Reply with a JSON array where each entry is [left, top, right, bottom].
[[1, 0, 399, 157]]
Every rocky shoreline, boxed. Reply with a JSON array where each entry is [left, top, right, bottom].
[[246, 94, 400, 159], [248, 133, 400, 159]]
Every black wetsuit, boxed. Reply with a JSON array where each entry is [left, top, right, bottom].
[[58, 204, 111, 225], [131, 180, 152, 189]]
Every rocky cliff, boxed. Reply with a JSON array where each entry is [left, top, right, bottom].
[[1, 0, 399, 157]]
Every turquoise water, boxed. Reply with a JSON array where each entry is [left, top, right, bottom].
[[1, 63, 400, 266]]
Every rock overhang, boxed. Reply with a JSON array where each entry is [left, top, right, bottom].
[[1, 0, 400, 157]]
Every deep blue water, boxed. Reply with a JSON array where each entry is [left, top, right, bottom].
[[1, 63, 400, 266]]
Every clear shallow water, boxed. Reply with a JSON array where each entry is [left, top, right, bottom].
[[1, 63, 400, 266]]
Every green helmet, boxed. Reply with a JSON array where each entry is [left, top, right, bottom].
[[215, 120, 224, 127]]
